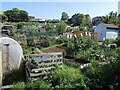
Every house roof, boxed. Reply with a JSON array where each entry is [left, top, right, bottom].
[[102, 23, 119, 29]]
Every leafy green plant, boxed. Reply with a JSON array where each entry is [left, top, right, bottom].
[[104, 49, 118, 61], [66, 36, 97, 58], [76, 48, 105, 62], [82, 57, 120, 89], [51, 64, 86, 88], [23, 46, 33, 55], [76, 50, 91, 62], [115, 37, 120, 47]]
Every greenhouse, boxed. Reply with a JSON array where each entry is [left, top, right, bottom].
[[0, 37, 23, 71]]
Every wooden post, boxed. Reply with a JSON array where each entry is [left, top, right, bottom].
[[0, 46, 2, 89], [4, 44, 10, 71], [95, 33, 97, 44], [95, 33, 98, 44]]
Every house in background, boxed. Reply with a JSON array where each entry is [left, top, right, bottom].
[[94, 23, 120, 42], [34, 18, 42, 21], [29, 16, 35, 21]]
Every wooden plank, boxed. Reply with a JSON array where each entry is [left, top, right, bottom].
[[2, 85, 13, 89], [31, 65, 63, 72], [29, 52, 63, 57], [31, 76, 48, 81], [34, 57, 63, 62], [31, 66, 55, 72], [30, 72, 51, 77], [38, 61, 62, 66]]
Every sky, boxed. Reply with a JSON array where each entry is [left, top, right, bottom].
[[1, 1, 119, 20]]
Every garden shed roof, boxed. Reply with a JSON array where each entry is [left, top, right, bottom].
[[102, 23, 119, 29]]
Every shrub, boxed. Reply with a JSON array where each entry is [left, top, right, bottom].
[[82, 58, 120, 89], [76, 50, 91, 62], [23, 46, 33, 55], [76, 48, 105, 62], [115, 37, 120, 47], [80, 36, 96, 49], [66, 36, 97, 58], [102, 39, 115, 46], [55, 36, 68, 44], [38, 35, 52, 48], [104, 49, 118, 61]]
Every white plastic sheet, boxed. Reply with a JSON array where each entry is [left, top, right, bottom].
[[0, 37, 23, 70]]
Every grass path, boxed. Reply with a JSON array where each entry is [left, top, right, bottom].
[[40, 43, 65, 51]]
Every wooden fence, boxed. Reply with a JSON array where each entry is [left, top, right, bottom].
[[25, 52, 63, 81]]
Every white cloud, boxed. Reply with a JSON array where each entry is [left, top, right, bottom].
[[1, 0, 120, 2]]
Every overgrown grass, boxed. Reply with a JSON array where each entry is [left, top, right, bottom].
[[12, 80, 52, 89], [51, 64, 86, 88]]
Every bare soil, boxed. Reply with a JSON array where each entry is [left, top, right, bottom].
[[42, 46, 66, 55]]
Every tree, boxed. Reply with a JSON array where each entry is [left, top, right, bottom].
[[19, 10, 29, 22], [117, 18, 120, 28], [76, 14, 86, 26], [0, 14, 8, 22], [61, 12, 69, 21], [56, 22, 67, 34], [102, 11, 118, 25], [68, 13, 86, 26], [92, 16, 102, 26], [85, 14, 92, 27], [44, 23, 54, 32], [4, 8, 29, 22]]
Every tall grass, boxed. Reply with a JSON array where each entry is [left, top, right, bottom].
[[12, 80, 52, 89]]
